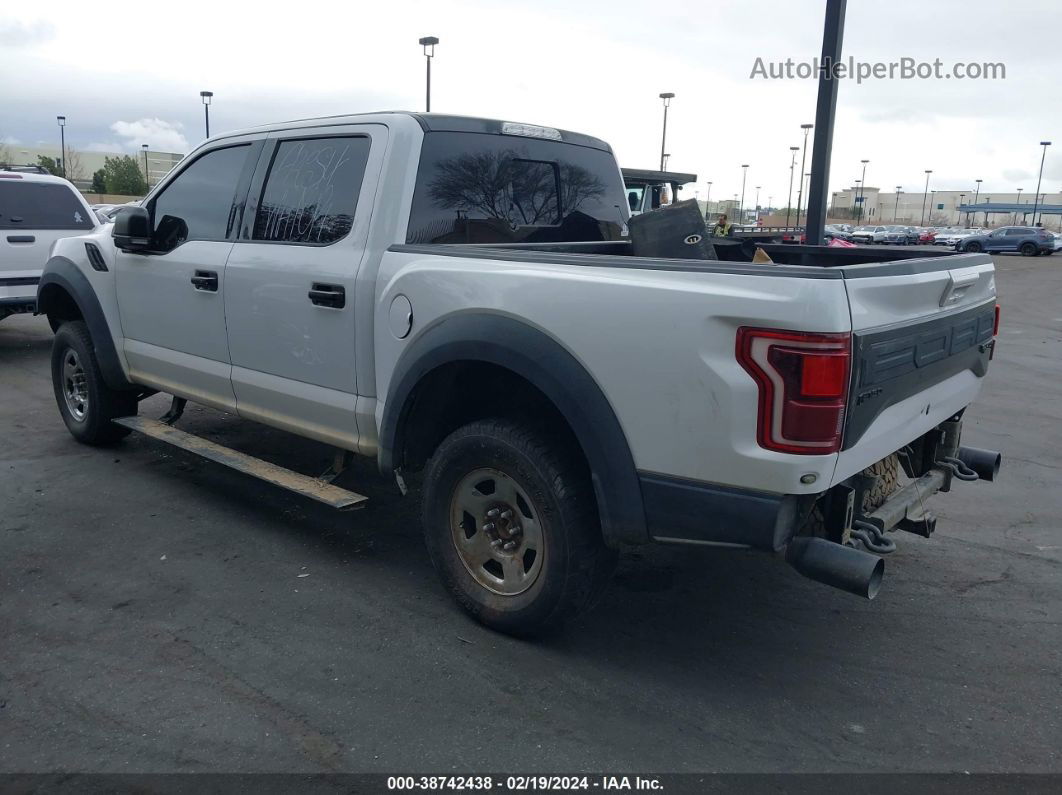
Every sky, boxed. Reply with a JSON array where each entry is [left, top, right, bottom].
[[1, 0, 1060, 206]]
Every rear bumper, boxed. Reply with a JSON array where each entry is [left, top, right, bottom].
[[640, 472, 806, 552]]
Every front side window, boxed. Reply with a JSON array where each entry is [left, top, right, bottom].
[[253, 136, 370, 245], [407, 131, 627, 245], [150, 144, 250, 250], [0, 182, 94, 230]]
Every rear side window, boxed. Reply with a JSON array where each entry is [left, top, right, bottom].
[[406, 131, 627, 245], [253, 136, 370, 245], [0, 182, 94, 230], [151, 144, 250, 248], [1005, 228, 1026, 236]]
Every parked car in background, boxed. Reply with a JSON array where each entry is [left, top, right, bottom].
[[824, 224, 853, 241], [882, 225, 916, 244], [852, 225, 888, 244], [959, 226, 1055, 256], [1, 169, 98, 323], [1052, 231, 1062, 252], [916, 228, 936, 244], [933, 228, 972, 247]]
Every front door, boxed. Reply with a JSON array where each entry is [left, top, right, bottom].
[[115, 141, 259, 410], [223, 125, 386, 450]]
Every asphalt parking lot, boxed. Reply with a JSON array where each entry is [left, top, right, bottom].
[[1, 254, 1059, 775]]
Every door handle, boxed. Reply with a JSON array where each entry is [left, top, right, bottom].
[[6, 235, 35, 243], [191, 270, 219, 292], [308, 283, 345, 309]]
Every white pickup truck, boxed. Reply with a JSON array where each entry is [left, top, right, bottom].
[[37, 112, 1002, 635]]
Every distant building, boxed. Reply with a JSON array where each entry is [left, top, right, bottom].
[[2, 145, 183, 192], [831, 185, 1062, 227]]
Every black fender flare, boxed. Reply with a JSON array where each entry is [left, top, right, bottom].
[[378, 313, 648, 546], [36, 256, 133, 391]]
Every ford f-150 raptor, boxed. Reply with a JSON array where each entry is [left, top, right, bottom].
[[37, 112, 1002, 635]]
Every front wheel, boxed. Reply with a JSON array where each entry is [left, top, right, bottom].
[[421, 419, 616, 636], [963, 241, 983, 253], [51, 321, 137, 445]]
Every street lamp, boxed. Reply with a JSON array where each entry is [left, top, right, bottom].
[[1032, 141, 1051, 225], [199, 91, 213, 138], [142, 144, 149, 189], [658, 93, 674, 171], [56, 116, 66, 178], [1015, 188, 1023, 224], [418, 36, 439, 112], [754, 186, 761, 221], [856, 158, 869, 221], [785, 145, 799, 227], [739, 164, 749, 222], [919, 169, 932, 226], [795, 124, 813, 226], [662, 153, 670, 170], [957, 193, 965, 225], [893, 186, 902, 222], [971, 179, 982, 228], [852, 179, 861, 219]]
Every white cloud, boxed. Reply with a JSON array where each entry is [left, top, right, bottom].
[[0, 19, 55, 47], [1003, 168, 1033, 182], [110, 118, 189, 153], [1, 135, 21, 145]]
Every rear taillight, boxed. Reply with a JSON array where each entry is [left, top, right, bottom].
[[736, 327, 851, 454]]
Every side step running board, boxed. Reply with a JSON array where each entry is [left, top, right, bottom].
[[113, 416, 368, 510]]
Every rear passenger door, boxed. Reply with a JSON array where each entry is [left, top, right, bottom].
[[224, 124, 386, 450]]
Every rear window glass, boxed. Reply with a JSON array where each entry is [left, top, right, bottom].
[[0, 182, 94, 230], [406, 131, 627, 244]]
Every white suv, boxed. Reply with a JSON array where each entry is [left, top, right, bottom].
[[1, 169, 97, 323]]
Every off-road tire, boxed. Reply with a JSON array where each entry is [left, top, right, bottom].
[[802, 453, 901, 538], [421, 419, 616, 636], [51, 321, 137, 445]]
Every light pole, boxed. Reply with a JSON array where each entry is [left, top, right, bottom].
[[984, 197, 990, 227], [785, 145, 799, 227], [1032, 141, 1051, 225], [957, 193, 965, 225], [795, 124, 813, 226], [856, 158, 868, 221], [971, 179, 982, 228], [919, 169, 932, 226], [662, 153, 670, 170], [893, 186, 902, 222], [56, 116, 66, 178], [658, 93, 674, 171], [738, 164, 749, 222], [200, 91, 213, 138], [928, 191, 936, 224], [142, 144, 149, 189], [418, 37, 439, 112], [852, 179, 861, 219], [1014, 188, 1023, 224], [754, 186, 761, 221]]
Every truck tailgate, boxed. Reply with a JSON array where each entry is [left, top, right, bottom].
[[833, 253, 996, 483]]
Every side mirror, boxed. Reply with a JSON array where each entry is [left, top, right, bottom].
[[113, 206, 152, 253]]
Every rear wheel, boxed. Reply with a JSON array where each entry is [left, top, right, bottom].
[[51, 321, 137, 445], [421, 418, 616, 636], [1020, 242, 1038, 257]]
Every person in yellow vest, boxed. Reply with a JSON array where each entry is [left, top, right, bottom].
[[712, 214, 732, 237]]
